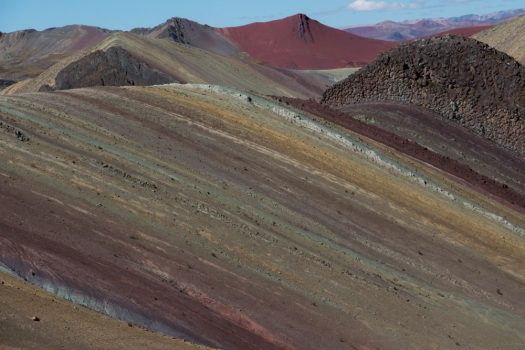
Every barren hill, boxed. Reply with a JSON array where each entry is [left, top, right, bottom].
[[1, 84, 525, 349], [322, 35, 525, 156], [0, 25, 109, 80], [218, 14, 395, 69]]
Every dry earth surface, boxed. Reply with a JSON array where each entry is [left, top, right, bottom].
[[0, 84, 524, 349], [0, 270, 211, 350], [473, 14, 525, 64]]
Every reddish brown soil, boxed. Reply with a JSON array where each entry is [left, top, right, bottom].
[[217, 14, 396, 69], [278, 97, 525, 213]]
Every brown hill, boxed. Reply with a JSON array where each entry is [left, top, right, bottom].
[[218, 14, 395, 69], [473, 14, 525, 64], [0, 25, 109, 80], [322, 35, 525, 156]]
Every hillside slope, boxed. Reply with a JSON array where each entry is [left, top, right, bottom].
[[322, 35, 525, 156], [0, 271, 210, 350], [0, 84, 525, 349], [218, 14, 395, 69], [431, 25, 491, 37], [2, 32, 328, 98], [473, 14, 525, 64], [0, 25, 109, 80]]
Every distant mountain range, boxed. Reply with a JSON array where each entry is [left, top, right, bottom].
[[344, 8, 525, 41], [473, 12, 525, 64]]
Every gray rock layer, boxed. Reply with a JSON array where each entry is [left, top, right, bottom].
[[322, 35, 525, 157]]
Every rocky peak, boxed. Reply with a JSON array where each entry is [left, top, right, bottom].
[[165, 18, 191, 44], [295, 14, 314, 42]]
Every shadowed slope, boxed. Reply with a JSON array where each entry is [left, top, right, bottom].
[[0, 84, 525, 349], [473, 14, 525, 64], [218, 14, 395, 69]]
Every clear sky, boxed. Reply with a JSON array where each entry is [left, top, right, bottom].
[[0, 0, 522, 32]]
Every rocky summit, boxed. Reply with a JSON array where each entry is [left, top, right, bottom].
[[322, 35, 525, 156]]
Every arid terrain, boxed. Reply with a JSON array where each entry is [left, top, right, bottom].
[[1, 84, 524, 349], [473, 13, 525, 64], [1, 6, 525, 350], [0, 269, 210, 350]]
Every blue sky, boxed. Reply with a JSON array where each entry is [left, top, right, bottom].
[[0, 0, 522, 32]]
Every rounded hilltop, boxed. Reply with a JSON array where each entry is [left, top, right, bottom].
[[322, 35, 525, 156]]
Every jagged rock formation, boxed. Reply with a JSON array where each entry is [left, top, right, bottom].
[[54, 47, 174, 90], [131, 18, 239, 57], [322, 35, 525, 156], [297, 14, 313, 42]]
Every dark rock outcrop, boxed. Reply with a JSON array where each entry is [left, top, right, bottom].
[[0, 79, 16, 89], [322, 35, 525, 156], [159, 18, 192, 44], [297, 14, 313, 42], [131, 18, 239, 57], [54, 47, 174, 90]]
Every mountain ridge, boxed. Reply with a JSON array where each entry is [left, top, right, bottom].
[[344, 8, 525, 41]]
